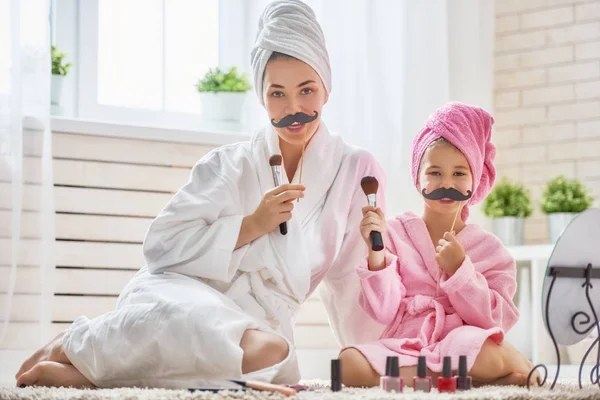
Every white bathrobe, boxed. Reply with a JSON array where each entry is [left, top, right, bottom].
[[62, 122, 387, 388]]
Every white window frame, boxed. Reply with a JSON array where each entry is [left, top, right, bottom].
[[74, 0, 248, 132]]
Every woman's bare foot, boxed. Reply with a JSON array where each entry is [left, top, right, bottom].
[[15, 331, 70, 381], [16, 361, 94, 389]]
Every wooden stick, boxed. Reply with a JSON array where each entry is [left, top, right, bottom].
[[297, 127, 306, 202], [450, 201, 462, 234]]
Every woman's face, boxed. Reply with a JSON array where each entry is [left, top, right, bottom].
[[263, 57, 328, 147], [418, 141, 473, 216]]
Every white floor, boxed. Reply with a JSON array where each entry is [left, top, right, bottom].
[[2, 349, 597, 388]]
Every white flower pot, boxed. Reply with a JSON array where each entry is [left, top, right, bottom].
[[491, 216, 525, 246], [199, 92, 247, 122], [548, 212, 577, 243], [51, 74, 65, 115], [51, 74, 64, 105]]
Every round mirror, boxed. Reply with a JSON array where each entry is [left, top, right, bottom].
[[542, 208, 600, 346]]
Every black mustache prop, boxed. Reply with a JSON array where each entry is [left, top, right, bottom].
[[421, 187, 473, 201], [271, 111, 319, 128]]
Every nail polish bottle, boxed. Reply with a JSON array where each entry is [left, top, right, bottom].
[[413, 355, 432, 392], [437, 356, 456, 393], [331, 359, 341, 392], [456, 355, 472, 391], [380, 356, 403, 392]]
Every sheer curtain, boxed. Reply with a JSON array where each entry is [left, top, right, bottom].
[[0, 0, 55, 386], [234, 0, 495, 220]]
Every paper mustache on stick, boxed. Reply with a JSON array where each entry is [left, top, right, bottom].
[[270, 111, 319, 197], [270, 111, 319, 128], [421, 187, 473, 234], [421, 187, 473, 201]]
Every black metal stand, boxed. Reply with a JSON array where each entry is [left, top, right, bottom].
[[527, 264, 600, 390]]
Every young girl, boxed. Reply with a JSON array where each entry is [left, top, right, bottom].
[[339, 102, 537, 387]]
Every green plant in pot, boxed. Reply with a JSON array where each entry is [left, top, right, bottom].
[[196, 67, 252, 122], [51, 45, 73, 114], [541, 175, 593, 243], [483, 178, 532, 246]]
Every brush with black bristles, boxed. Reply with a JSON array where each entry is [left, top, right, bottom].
[[269, 154, 287, 235], [360, 176, 384, 251]]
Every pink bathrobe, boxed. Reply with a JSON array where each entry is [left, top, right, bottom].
[[350, 212, 519, 374]]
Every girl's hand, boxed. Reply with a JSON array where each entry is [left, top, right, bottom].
[[360, 206, 386, 246], [360, 206, 387, 270], [435, 231, 465, 276]]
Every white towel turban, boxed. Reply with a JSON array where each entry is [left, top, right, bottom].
[[250, 0, 332, 104]]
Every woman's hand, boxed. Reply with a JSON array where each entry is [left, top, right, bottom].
[[360, 206, 386, 270], [236, 184, 305, 249], [252, 184, 305, 234], [435, 231, 465, 276]]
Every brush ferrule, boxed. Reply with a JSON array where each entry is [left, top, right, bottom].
[[271, 165, 282, 187], [366, 193, 377, 207]]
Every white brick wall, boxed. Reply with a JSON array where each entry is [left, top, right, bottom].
[[494, 0, 600, 244]]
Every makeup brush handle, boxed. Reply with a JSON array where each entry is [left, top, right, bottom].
[[370, 231, 384, 251], [279, 222, 288, 235]]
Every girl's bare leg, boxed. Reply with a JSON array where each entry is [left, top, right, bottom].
[[339, 340, 539, 388]]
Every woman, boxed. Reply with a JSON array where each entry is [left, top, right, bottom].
[[15, 0, 387, 388]]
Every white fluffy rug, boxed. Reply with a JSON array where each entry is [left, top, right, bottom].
[[1, 382, 600, 400]]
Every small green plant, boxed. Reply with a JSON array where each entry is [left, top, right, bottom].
[[196, 66, 252, 93], [541, 176, 593, 214], [483, 178, 533, 218], [51, 45, 72, 76]]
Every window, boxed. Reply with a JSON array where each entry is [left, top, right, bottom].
[[0, 0, 10, 95], [74, 0, 246, 131]]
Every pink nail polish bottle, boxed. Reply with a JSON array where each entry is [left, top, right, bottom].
[[413, 356, 432, 392], [380, 356, 403, 392]]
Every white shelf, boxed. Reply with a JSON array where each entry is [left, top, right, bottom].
[[507, 244, 554, 262], [50, 116, 251, 146]]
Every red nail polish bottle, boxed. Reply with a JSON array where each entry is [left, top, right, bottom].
[[437, 356, 456, 393], [413, 356, 432, 392], [456, 355, 472, 391]]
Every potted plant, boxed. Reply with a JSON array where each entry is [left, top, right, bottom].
[[51, 45, 72, 114], [483, 178, 532, 246], [541, 176, 593, 243], [196, 66, 252, 122]]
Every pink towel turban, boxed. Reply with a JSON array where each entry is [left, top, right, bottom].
[[410, 102, 496, 221]]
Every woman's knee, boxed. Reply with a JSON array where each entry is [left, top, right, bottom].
[[338, 348, 379, 388], [240, 330, 289, 373]]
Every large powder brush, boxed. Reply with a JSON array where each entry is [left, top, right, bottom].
[[360, 176, 384, 251]]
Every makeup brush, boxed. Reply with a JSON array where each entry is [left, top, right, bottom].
[[228, 379, 297, 397], [360, 176, 384, 251], [269, 154, 287, 235]]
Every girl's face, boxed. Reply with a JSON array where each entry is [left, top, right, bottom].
[[263, 57, 328, 147], [418, 141, 473, 216]]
